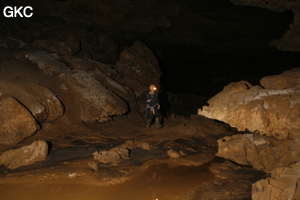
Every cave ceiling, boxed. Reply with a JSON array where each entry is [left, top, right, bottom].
[[1, 0, 300, 95]]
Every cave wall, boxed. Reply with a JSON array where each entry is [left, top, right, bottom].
[[1, 0, 300, 95], [231, 0, 300, 51]]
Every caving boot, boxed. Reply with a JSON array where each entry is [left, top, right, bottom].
[[155, 118, 160, 128], [146, 119, 151, 127]]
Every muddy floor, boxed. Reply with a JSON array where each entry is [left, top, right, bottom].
[[0, 115, 267, 200], [0, 158, 214, 200]]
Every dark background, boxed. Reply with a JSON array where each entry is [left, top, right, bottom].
[[1, 0, 299, 97]]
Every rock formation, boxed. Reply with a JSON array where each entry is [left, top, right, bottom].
[[24, 51, 72, 75], [0, 97, 40, 144], [253, 162, 300, 200], [89, 140, 152, 170], [0, 77, 64, 123], [114, 40, 162, 93], [58, 71, 128, 123], [0, 37, 162, 170], [0, 140, 48, 170], [198, 68, 300, 140], [216, 134, 300, 173], [199, 68, 300, 199]]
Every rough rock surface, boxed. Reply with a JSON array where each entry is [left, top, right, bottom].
[[260, 67, 300, 89], [198, 160, 266, 200], [0, 97, 40, 145], [92, 147, 130, 166], [167, 149, 182, 159], [91, 140, 152, 168], [32, 40, 80, 56], [114, 40, 162, 92], [216, 133, 300, 173], [199, 68, 300, 199], [252, 162, 300, 200], [0, 78, 64, 123], [61, 56, 134, 102], [0, 140, 48, 170], [198, 68, 300, 139], [59, 71, 128, 123], [89, 66, 135, 103], [24, 51, 72, 75]]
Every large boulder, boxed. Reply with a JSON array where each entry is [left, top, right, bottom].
[[260, 67, 300, 90], [0, 140, 48, 170], [198, 68, 300, 139], [0, 97, 40, 145], [252, 162, 300, 200], [62, 56, 136, 103], [24, 50, 71, 75], [59, 71, 128, 122], [114, 40, 162, 92], [0, 78, 64, 123], [90, 67, 136, 103], [216, 134, 300, 173]]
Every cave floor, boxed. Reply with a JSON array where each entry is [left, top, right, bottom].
[[0, 117, 267, 200], [0, 49, 266, 200]]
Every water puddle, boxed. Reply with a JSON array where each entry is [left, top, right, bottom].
[[0, 163, 214, 200], [106, 163, 214, 200]]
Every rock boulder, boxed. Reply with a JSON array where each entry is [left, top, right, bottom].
[[252, 162, 300, 200], [24, 50, 71, 75], [260, 67, 300, 89], [198, 68, 300, 139], [114, 40, 162, 92], [0, 97, 40, 144], [0, 78, 64, 123], [59, 71, 128, 122], [0, 140, 48, 170], [216, 134, 300, 173]]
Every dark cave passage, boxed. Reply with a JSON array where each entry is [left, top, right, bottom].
[[1, 1, 299, 100]]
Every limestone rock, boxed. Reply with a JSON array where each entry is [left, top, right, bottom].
[[114, 40, 162, 92], [0, 140, 48, 170], [24, 50, 71, 75], [62, 56, 97, 71], [120, 140, 153, 151], [198, 69, 300, 139], [90, 140, 153, 170], [167, 149, 181, 159], [216, 134, 300, 173], [0, 97, 39, 144], [32, 40, 80, 56], [92, 147, 130, 166], [62, 57, 135, 102], [0, 78, 64, 123], [5, 37, 27, 49], [252, 162, 300, 200], [62, 56, 135, 101], [260, 67, 300, 89], [90, 67, 135, 103], [59, 71, 128, 122]]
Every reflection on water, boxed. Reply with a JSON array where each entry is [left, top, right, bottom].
[[107, 163, 214, 200], [0, 163, 214, 200]]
